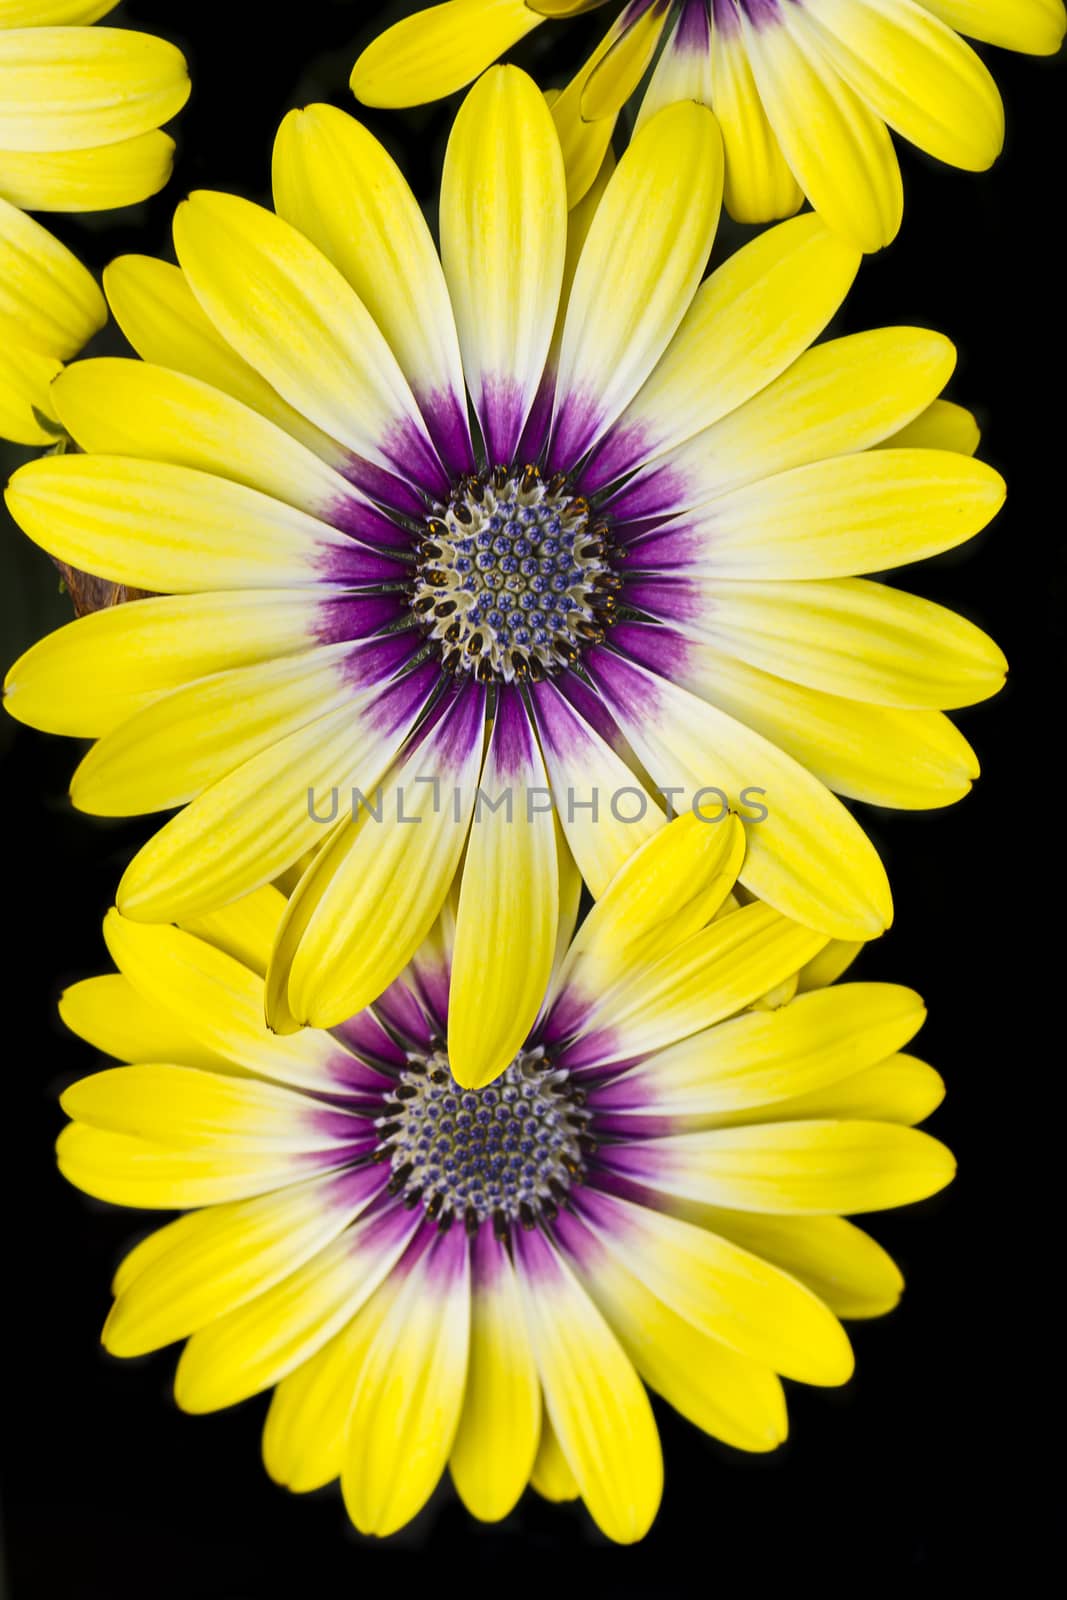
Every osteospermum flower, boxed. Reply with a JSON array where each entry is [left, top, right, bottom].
[[0, 0, 189, 443], [353, 0, 1066, 248], [4, 69, 1006, 1086], [57, 815, 955, 1543]]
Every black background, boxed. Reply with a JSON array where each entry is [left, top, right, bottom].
[[1, 1, 1061, 1592]]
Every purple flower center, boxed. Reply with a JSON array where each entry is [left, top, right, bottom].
[[410, 464, 619, 683], [375, 1047, 591, 1235]]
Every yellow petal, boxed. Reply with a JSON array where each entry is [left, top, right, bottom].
[[552, 811, 745, 1027], [102, 254, 351, 467], [709, 13, 804, 223], [740, 4, 903, 251], [57, 1122, 312, 1210], [100, 910, 344, 1093], [550, 100, 722, 468], [580, 0, 670, 121], [440, 66, 566, 461], [530, 1411, 579, 1502], [596, 213, 860, 484], [569, 1191, 853, 1385], [588, 648, 891, 940], [51, 358, 363, 520], [70, 644, 356, 816], [351, 0, 542, 107], [174, 1204, 420, 1412], [0, 129, 175, 211], [449, 1226, 540, 1522], [59, 973, 232, 1072], [681, 1207, 904, 1319], [690, 576, 1006, 708], [276, 686, 486, 1032], [530, 681, 664, 898], [573, 901, 826, 1067], [273, 103, 472, 471], [0, 335, 62, 443], [513, 1227, 662, 1544], [804, 0, 1003, 170], [920, 0, 1065, 54], [103, 1170, 379, 1357], [340, 1229, 471, 1537], [621, 1120, 956, 1214], [0, 27, 188, 152], [173, 190, 443, 489], [4, 454, 364, 593], [4, 589, 330, 740], [878, 397, 980, 455], [563, 1220, 787, 1450], [449, 695, 558, 1088], [0, 195, 104, 359]]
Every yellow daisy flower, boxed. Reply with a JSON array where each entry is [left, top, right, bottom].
[[352, 0, 1066, 248], [3, 69, 1006, 1087], [0, 0, 189, 444], [57, 815, 954, 1544]]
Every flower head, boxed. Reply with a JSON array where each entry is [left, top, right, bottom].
[[4, 69, 1005, 1086], [58, 814, 954, 1543], [0, 0, 189, 442], [352, 0, 1066, 249]]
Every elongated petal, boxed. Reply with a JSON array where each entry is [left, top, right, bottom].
[[803, 0, 1003, 171], [667, 644, 981, 810], [0, 27, 188, 152], [610, 1120, 956, 1214], [0, 195, 104, 359], [550, 101, 723, 470], [585, 214, 860, 491], [71, 644, 361, 815], [450, 1225, 540, 1521], [668, 575, 1006, 708], [568, 901, 826, 1069], [173, 191, 445, 494], [440, 66, 566, 462], [450, 692, 558, 1087], [513, 1227, 662, 1544], [0, 338, 62, 443], [0, 129, 175, 211], [558, 1209, 787, 1450], [272, 104, 472, 474], [51, 359, 374, 527], [623, 326, 961, 519], [100, 911, 347, 1093], [174, 1202, 421, 1411], [596, 983, 925, 1123], [4, 455, 391, 594], [708, 10, 804, 224], [549, 811, 745, 1038], [920, 0, 1065, 54], [59, 973, 232, 1072], [103, 1169, 383, 1357], [57, 1123, 320, 1210], [740, 5, 903, 251], [275, 685, 486, 1032], [879, 397, 980, 455], [341, 1228, 471, 1537], [633, 448, 1005, 580], [116, 668, 435, 924], [102, 254, 354, 469], [3, 588, 351, 740], [566, 1190, 853, 1385], [588, 646, 892, 940], [351, 0, 542, 107], [674, 1206, 905, 1319], [530, 680, 664, 898], [581, 0, 671, 121]]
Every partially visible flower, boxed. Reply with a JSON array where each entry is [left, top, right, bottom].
[[4, 72, 1005, 1087], [0, 0, 189, 443], [57, 815, 954, 1543], [352, 0, 1066, 248]]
